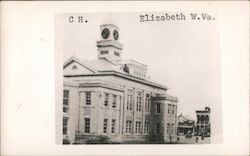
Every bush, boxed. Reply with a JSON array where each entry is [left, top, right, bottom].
[[63, 139, 70, 144], [86, 135, 110, 144]]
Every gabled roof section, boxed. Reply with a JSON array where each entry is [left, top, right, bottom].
[[63, 56, 169, 90], [63, 56, 96, 73], [178, 114, 194, 123]]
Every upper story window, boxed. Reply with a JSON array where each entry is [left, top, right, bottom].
[[136, 91, 142, 111], [114, 51, 120, 56], [197, 115, 200, 123], [172, 105, 175, 114], [127, 89, 133, 110], [145, 94, 150, 112], [112, 95, 117, 108], [168, 104, 171, 114], [63, 90, 69, 106], [201, 115, 204, 124], [156, 103, 161, 114], [104, 93, 109, 106], [63, 107, 69, 113], [205, 115, 209, 124], [101, 51, 108, 55], [86, 92, 91, 105]]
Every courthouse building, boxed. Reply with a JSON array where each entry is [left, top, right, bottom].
[[62, 19, 178, 144]]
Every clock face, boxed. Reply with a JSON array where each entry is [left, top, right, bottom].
[[101, 28, 110, 39], [113, 30, 119, 40]]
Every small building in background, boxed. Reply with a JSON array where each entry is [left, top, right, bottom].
[[195, 107, 211, 137], [177, 114, 195, 136]]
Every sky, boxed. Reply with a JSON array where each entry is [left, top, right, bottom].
[[58, 12, 221, 120]]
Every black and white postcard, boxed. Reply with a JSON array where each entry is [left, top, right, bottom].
[[1, 1, 249, 156]]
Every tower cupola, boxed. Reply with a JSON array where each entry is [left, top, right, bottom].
[[96, 17, 123, 61]]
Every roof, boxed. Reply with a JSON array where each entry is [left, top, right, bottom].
[[63, 56, 168, 90], [178, 114, 194, 123], [196, 107, 211, 113], [85, 58, 126, 73]]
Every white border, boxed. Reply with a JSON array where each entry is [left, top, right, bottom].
[[1, 1, 249, 155]]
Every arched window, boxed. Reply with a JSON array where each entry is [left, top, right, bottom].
[[72, 65, 77, 70]]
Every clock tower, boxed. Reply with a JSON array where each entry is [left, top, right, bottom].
[[96, 19, 123, 62]]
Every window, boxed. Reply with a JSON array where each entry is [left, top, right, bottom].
[[103, 119, 108, 133], [63, 107, 69, 113], [144, 121, 149, 134], [86, 92, 91, 105], [114, 51, 120, 56], [101, 51, 108, 54], [126, 120, 132, 133], [205, 115, 209, 124], [127, 89, 133, 110], [136, 92, 142, 111], [111, 119, 116, 133], [84, 118, 90, 133], [63, 117, 68, 135], [156, 122, 161, 134], [156, 103, 161, 114], [172, 105, 175, 114], [72, 65, 77, 70], [63, 90, 69, 106], [166, 123, 170, 134], [168, 104, 171, 113], [104, 93, 109, 106], [171, 123, 174, 134], [145, 94, 150, 112], [112, 95, 117, 108], [118, 95, 121, 109], [135, 121, 141, 133], [197, 115, 200, 123], [201, 115, 204, 124]]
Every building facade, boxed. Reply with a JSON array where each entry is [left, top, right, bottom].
[[195, 107, 211, 136], [177, 114, 195, 136], [62, 19, 178, 144]]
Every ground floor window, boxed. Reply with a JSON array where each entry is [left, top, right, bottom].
[[171, 123, 174, 134], [144, 121, 149, 134], [111, 119, 116, 133], [63, 117, 68, 135], [126, 120, 132, 133], [84, 118, 90, 133], [156, 103, 161, 114], [103, 119, 108, 133], [166, 123, 170, 134], [156, 122, 161, 134], [135, 121, 141, 133]]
